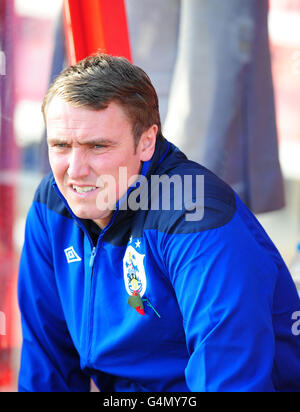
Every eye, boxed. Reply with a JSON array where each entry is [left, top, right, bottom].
[[92, 144, 108, 151], [50, 142, 69, 151]]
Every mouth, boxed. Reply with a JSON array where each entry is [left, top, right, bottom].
[[71, 185, 99, 194]]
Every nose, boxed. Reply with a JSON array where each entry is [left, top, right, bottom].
[[67, 148, 90, 179]]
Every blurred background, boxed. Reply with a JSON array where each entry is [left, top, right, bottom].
[[0, 0, 299, 391]]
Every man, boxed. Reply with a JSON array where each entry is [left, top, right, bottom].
[[18, 54, 300, 392]]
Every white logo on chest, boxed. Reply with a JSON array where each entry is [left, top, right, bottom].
[[64, 246, 82, 264]]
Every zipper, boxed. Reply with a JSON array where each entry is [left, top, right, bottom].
[[89, 246, 96, 268], [86, 243, 98, 363], [86, 212, 118, 363]]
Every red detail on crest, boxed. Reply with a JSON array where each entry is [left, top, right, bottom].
[[132, 291, 145, 316], [135, 306, 145, 316]]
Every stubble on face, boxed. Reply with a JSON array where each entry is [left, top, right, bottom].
[[46, 97, 144, 228]]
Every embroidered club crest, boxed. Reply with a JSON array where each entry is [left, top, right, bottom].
[[123, 244, 146, 298]]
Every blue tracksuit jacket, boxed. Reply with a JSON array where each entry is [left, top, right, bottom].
[[18, 138, 300, 392]]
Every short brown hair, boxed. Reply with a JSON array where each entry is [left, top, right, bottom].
[[42, 53, 162, 147]]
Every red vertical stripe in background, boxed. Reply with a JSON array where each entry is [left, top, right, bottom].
[[63, 0, 132, 65], [99, 0, 132, 60], [0, 0, 18, 389]]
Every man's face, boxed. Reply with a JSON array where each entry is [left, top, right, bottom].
[[47, 96, 156, 228]]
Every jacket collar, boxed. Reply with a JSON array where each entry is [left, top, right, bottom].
[[109, 137, 171, 227]]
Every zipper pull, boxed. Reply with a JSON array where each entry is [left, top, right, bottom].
[[89, 247, 96, 268]]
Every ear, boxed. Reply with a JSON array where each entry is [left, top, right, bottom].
[[138, 124, 158, 162]]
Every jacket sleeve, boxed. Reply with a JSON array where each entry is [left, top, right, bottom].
[[162, 210, 300, 392], [18, 201, 90, 392]]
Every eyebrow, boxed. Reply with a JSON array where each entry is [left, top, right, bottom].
[[47, 137, 117, 146]]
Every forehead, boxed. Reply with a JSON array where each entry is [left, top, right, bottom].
[[46, 96, 132, 138]]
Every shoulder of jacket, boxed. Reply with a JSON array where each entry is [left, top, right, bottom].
[[146, 158, 237, 235], [33, 172, 55, 202]]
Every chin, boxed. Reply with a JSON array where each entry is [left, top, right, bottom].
[[73, 206, 112, 222], [69, 205, 93, 220]]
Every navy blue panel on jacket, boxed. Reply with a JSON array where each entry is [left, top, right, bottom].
[[18, 138, 300, 392]]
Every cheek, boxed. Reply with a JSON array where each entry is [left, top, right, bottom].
[[90, 154, 122, 176], [48, 153, 67, 178]]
